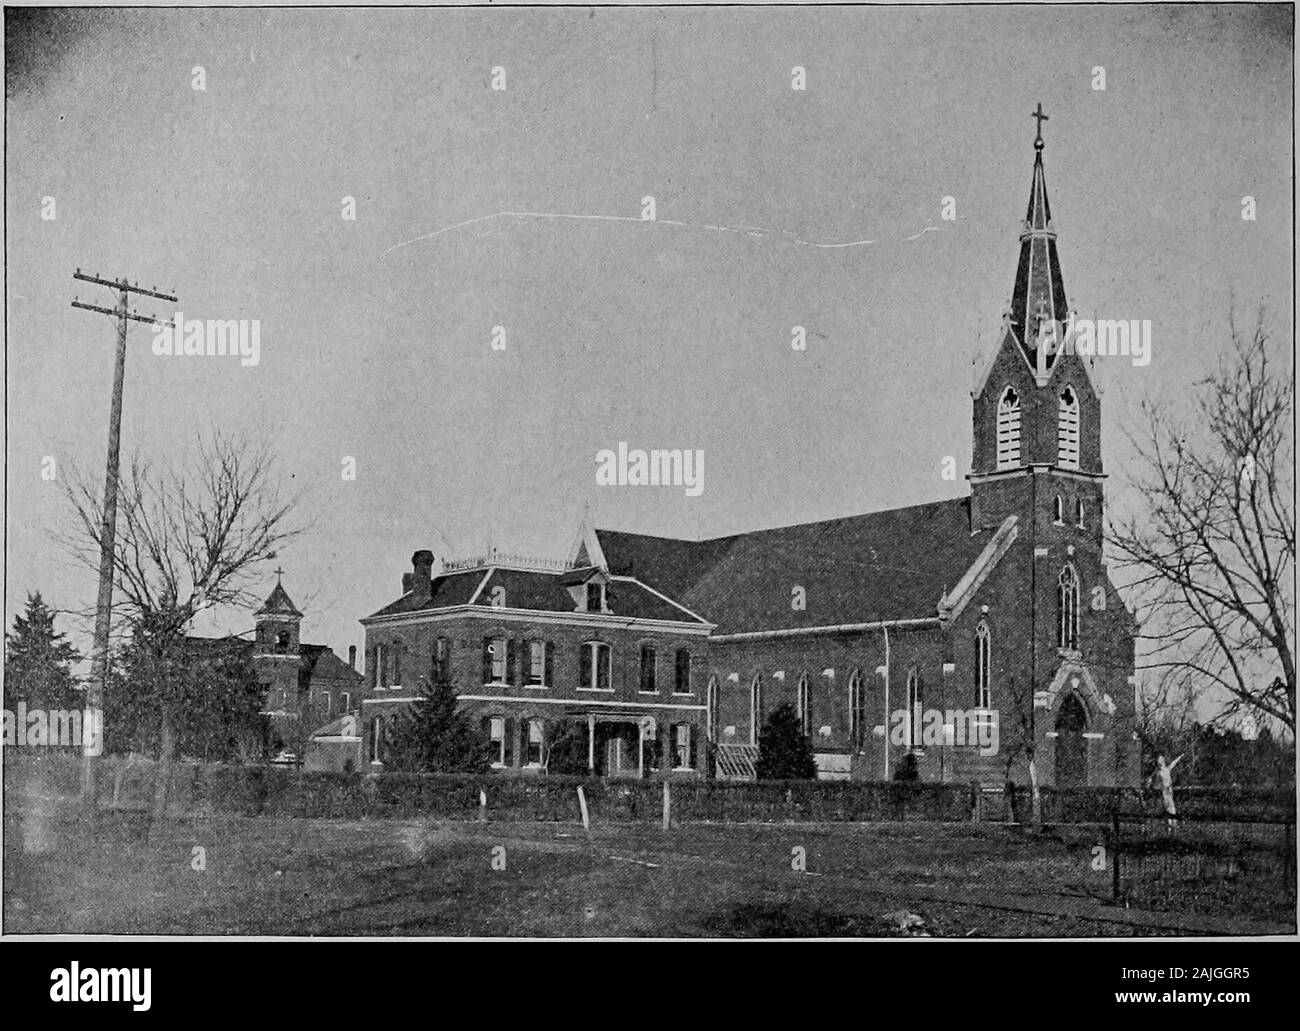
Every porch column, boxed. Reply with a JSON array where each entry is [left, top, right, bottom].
[[587, 713, 595, 772]]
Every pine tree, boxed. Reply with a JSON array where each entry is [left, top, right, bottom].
[[4, 592, 81, 710], [385, 668, 491, 774], [756, 702, 818, 780]]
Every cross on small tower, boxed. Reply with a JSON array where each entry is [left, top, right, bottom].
[[274, 566, 285, 585], [1031, 102, 1048, 148]]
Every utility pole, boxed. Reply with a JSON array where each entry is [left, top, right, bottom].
[[72, 270, 177, 803]]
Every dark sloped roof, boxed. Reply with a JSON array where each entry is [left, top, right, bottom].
[[365, 570, 488, 618], [300, 644, 365, 684], [596, 529, 739, 601], [364, 565, 708, 624], [472, 568, 576, 611], [598, 498, 987, 635], [256, 582, 301, 617]]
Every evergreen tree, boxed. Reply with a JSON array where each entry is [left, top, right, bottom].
[[893, 751, 920, 782], [385, 669, 491, 774], [4, 592, 81, 710], [756, 702, 817, 780]]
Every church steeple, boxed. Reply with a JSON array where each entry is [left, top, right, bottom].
[[1008, 103, 1069, 367], [254, 571, 302, 655], [970, 108, 1104, 526]]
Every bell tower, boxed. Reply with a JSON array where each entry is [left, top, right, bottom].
[[970, 105, 1105, 546]]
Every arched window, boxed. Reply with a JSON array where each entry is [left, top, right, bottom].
[[706, 675, 719, 741], [974, 622, 991, 709], [1057, 564, 1080, 650], [996, 386, 1022, 470], [749, 674, 763, 746], [370, 716, 384, 764], [1075, 498, 1086, 528], [796, 673, 811, 736], [1053, 495, 1064, 524], [906, 669, 923, 749], [1058, 386, 1080, 469], [848, 669, 865, 749]]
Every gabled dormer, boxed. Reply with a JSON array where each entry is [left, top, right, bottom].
[[560, 566, 611, 613]]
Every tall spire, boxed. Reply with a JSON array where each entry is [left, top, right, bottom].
[[1008, 103, 1068, 365]]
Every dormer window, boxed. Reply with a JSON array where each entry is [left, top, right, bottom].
[[586, 582, 605, 613]]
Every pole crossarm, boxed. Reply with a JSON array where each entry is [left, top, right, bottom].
[[72, 299, 166, 326], [74, 268, 177, 303]]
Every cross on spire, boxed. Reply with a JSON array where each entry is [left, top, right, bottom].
[[1031, 102, 1048, 149], [274, 566, 285, 585]]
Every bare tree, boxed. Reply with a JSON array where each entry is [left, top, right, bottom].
[[62, 431, 306, 818], [1000, 675, 1042, 829], [1109, 310, 1295, 733]]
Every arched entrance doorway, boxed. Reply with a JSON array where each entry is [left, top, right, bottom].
[[1054, 693, 1088, 786]]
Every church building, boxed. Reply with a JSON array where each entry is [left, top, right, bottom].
[[359, 117, 1140, 788]]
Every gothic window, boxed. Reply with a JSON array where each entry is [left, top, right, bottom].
[[848, 669, 865, 749], [1075, 498, 1086, 528], [1058, 564, 1080, 650], [706, 676, 719, 741], [907, 669, 923, 749], [796, 674, 811, 736], [1053, 495, 1064, 524], [750, 674, 763, 746], [996, 386, 1022, 469], [1058, 386, 1080, 469], [974, 622, 992, 709]]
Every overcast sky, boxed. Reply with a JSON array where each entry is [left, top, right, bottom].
[[5, 4, 1292, 668]]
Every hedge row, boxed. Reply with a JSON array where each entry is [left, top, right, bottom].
[[4, 754, 1293, 825]]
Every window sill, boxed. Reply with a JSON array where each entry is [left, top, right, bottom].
[[523, 683, 549, 690], [577, 686, 614, 693], [482, 680, 510, 688], [638, 690, 659, 696], [672, 692, 695, 697], [672, 766, 695, 773]]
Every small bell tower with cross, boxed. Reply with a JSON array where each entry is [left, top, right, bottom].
[[254, 567, 303, 659]]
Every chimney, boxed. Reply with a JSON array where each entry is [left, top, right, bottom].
[[348, 645, 357, 670], [411, 550, 434, 601]]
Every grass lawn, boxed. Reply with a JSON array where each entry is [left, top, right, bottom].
[[9, 793, 1289, 936]]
